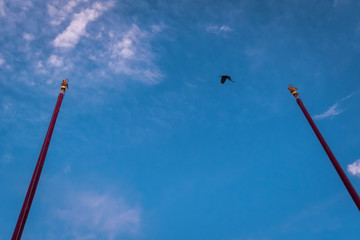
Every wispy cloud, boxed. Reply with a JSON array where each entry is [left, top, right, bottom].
[[23, 32, 35, 41], [347, 159, 360, 177], [0, 0, 165, 93], [279, 194, 342, 233], [108, 24, 164, 84], [206, 24, 232, 34], [63, 164, 71, 174], [313, 94, 353, 120], [0, 96, 49, 126], [333, 0, 338, 8], [48, 0, 90, 26], [313, 102, 343, 120], [55, 191, 141, 239], [0, 0, 5, 17], [1, 153, 12, 164], [53, 1, 112, 49], [0, 56, 4, 66], [48, 55, 64, 67], [151, 23, 167, 33]]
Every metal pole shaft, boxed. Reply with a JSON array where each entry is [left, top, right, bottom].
[[296, 97, 360, 211], [12, 93, 65, 240]]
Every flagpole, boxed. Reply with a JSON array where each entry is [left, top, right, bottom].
[[12, 80, 68, 240], [288, 85, 360, 211]]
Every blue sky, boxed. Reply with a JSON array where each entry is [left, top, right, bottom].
[[1, 0, 360, 239]]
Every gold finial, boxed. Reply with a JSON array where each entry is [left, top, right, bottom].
[[288, 84, 299, 98], [60, 79, 69, 93]]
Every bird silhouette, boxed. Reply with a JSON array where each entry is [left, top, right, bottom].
[[220, 75, 234, 84]]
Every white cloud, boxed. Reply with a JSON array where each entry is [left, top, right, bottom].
[[333, 0, 338, 8], [23, 32, 35, 41], [5, 1, 162, 87], [0, 97, 50, 128], [110, 25, 145, 60], [151, 23, 166, 33], [220, 25, 231, 31], [48, 0, 89, 25], [0, 0, 5, 17], [185, 82, 197, 89], [48, 55, 64, 67], [313, 94, 353, 120], [53, 2, 112, 48], [347, 159, 360, 177], [108, 24, 163, 84], [313, 103, 343, 120], [1, 101, 14, 119], [1, 153, 12, 164], [116, 38, 135, 58], [35, 60, 48, 74], [56, 191, 141, 239], [0, 57, 5, 66], [63, 164, 71, 173], [206, 24, 232, 34]]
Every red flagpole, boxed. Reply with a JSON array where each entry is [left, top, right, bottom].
[[12, 81, 68, 240], [289, 85, 360, 211]]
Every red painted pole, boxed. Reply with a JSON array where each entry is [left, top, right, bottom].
[[12, 92, 65, 240], [296, 97, 360, 211]]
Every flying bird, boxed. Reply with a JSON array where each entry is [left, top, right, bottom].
[[220, 75, 234, 84]]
